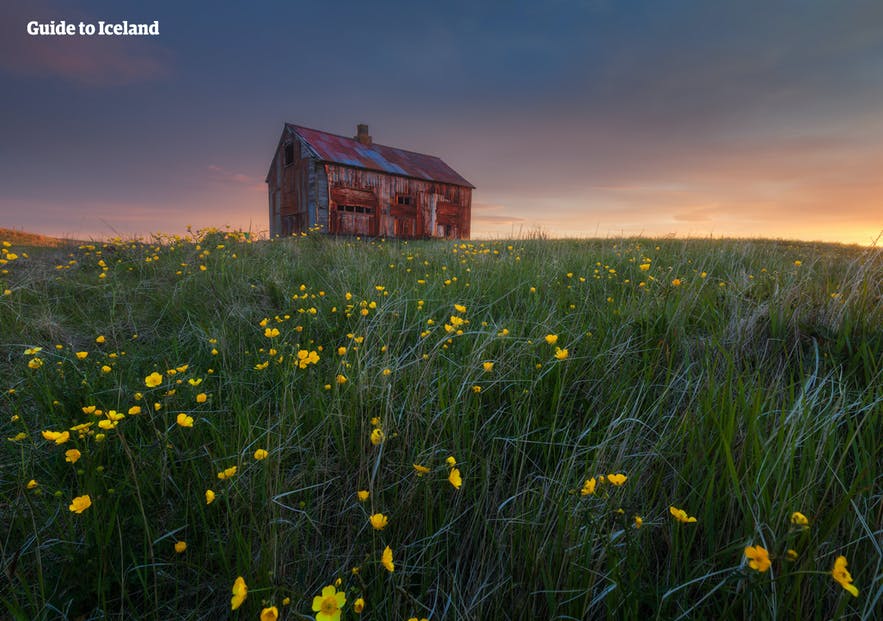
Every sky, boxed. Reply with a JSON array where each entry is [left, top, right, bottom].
[[1, 0, 882, 245]]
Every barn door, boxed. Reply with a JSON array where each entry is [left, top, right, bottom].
[[330, 187, 378, 236]]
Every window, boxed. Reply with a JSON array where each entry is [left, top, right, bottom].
[[284, 142, 294, 166], [339, 205, 374, 214], [396, 195, 413, 206]]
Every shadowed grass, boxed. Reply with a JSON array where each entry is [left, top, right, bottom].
[[0, 231, 880, 620]]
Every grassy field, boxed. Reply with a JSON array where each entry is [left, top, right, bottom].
[[1, 230, 880, 620]]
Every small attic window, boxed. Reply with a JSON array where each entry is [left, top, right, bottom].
[[283, 142, 294, 166], [396, 195, 413, 206]]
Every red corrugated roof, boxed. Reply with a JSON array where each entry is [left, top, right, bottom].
[[286, 123, 474, 188]]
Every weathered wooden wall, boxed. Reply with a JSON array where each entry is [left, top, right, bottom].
[[268, 131, 471, 239]]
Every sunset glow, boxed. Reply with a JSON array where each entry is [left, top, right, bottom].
[[2, 1, 881, 245]]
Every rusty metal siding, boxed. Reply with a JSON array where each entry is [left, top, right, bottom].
[[323, 163, 471, 239], [269, 124, 473, 239]]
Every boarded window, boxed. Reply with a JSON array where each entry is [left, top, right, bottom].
[[284, 143, 294, 166], [396, 195, 413, 206]]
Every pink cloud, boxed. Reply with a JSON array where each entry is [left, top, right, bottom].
[[207, 165, 266, 193]]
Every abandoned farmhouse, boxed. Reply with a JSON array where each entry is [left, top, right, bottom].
[[266, 124, 474, 239]]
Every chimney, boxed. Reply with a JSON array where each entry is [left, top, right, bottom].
[[355, 124, 372, 145]]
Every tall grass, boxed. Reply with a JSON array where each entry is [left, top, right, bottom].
[[1, 232, 880, 620]]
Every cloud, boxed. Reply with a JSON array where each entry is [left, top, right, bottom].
[[0, 1, 169, 85], [207, 165, 265, 193], [471, 202, 527, 226]]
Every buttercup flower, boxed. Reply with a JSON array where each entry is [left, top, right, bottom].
[[205, 489, 216, 505], [217, 466, 237, 480], [448, 468, 462, 489], [580, 477, 597, 496], [27, 479, 38, 489], [790, 511, 809, 527], [357, 490, 369, 502], [482, 361, 494, 372], [607, 473, 627, 486], [545, 334, 558, 345], [370, 428, 384, 446], [831, 556, 859, 597], [195, 393, 207, 403], [69, 494, 92, 514], [369, 513, 388, 530], [554, 347, 569, 360], [145, 372, 163, 388], [254, 448, 268, 460], [231, 576, 247, 610], [413, 463, 430, 476], [634, 515, 643, 528], [260, 606, 278, 621], [175, 541, 187, 553], [264, 327, 280, 338], [381, 545, 395, 572], [176, 413, 194, 428], [65, 449, 82, 463], [744, 545, 771, 572], [353, 597, 365, 613], [75, 351, 88, 360], [669, 506, 697, 523], [312, 584, 346, 621]]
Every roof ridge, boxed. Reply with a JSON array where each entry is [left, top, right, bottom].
[[286, 123, 446, 161]]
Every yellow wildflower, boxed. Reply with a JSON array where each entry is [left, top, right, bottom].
[[369, 513, 389, 530], [413, 463, 430, 476], [831, 556, 859, 597], [744, 545, 771, 572], [195, 393, 207, 403], [260, 606, 278, 621], [454, 304, 467, 313], [27, 479, 38, 489], [69, 494, 92, 514], [581, 478, 597, 495], [790, 511, 809, 527], [669, 506, 697, 523], [65, 449, 82, 463], [145, 372, 163, 387], [353, 597, 365, 613], [607, 473, 627, 486], [554, 347, 569, 360], [336, 374, 347, 384], [176, 413, 194, 428], [75, 351, 89, 360], [370, 428, 384, 445], [671, 278, 682, 286], [217, 466, 237, 480], [482, 361, 494, 373], [544, 334, 558, 345], [446, 456, 457, 467], [231, 576, 247, 610], [448, 468, 462, 489], [253, 448, 268, 460], [128, 405, 141, 415], [381, 545, 395, 572], [264, 327, 280, 338], [28, 358, 43, 369], [95, 335, 105, 344], [312, 584, 346, 621], [357, 490, 369, 502], [205, 489, 216, 505], [174, 541, 187, 553], [42, 430, 70, 445], [634, 515, 643, 528]]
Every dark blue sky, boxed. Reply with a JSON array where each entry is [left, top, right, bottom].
[[2, 0, 882, 243]]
